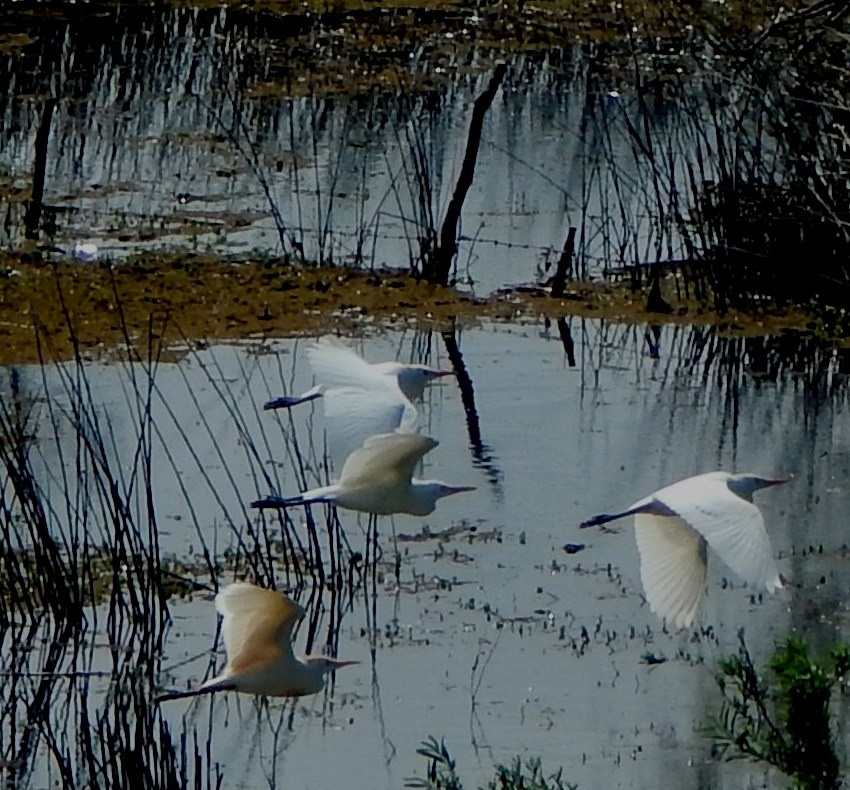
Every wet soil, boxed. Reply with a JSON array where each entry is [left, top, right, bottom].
[[0, 251, 819, 365]]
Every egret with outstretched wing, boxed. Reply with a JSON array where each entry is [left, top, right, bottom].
[[253, 433, 475, 516], [581, 472, 785, 629], [157, 583, 356, 701], [264, 339, 453, 462]]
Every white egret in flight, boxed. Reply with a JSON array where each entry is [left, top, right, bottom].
[[264, 339, 453, 462], [252, 433, 475, 516], [581, 472, 785, 629], [157, 583, 356, 701]]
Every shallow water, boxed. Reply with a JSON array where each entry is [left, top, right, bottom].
[[1, 6, 709, 292], [6, 319, 850, 788]]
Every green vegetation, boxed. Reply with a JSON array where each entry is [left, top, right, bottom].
[[712, 633, 850, 789], [406, 736, 575, 790]]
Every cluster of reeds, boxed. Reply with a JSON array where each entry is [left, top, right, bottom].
[[0, 316, 204, 785], [1, 283, 448, 785], [587, 4, 850, 314], [0, 286, 329, 786]]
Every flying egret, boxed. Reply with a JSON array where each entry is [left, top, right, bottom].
[[264, 339, 453, 462], [580, 471, 785, 629], [157, 583, 357, 701], [265, 338, 454, 409], [252, 433, 475, 516]]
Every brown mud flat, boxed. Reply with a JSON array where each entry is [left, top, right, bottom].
[[0, 252, 820, 365]]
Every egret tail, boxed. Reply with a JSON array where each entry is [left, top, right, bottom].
[[580, 507, 644, 528], [264, 386, 323, 411], [156, 677, 236, 703]]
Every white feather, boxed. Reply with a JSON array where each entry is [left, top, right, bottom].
[[321, 385, 415, 463], [649, 473, 782, 593], [635, 514, 707, 629], [306, 339, 392, 390]]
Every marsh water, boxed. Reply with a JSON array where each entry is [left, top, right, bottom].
[[2, 6, 716, 292], [4, 322, 850, 788], [2, 3, 850, 788]]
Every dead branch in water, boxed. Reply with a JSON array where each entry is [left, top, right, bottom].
[[24, 98, 57, 240], [551, 227, 577, 298], [440, 327, 503, 492], [427, 63, 508, 286]]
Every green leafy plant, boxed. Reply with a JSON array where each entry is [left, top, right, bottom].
[[406, 737, 463, 790], [712, 631, 850, 789], [486, 756, 575, 790], [405, 737, 575, 790]]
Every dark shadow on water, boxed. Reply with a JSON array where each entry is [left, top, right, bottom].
[[557, 317, 577, 367], [643, 324, 662, 360], [440, 327, 504, 497]]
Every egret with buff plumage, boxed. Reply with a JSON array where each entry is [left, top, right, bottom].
[[157, 583, 356, 701], [252, 433, 475, 516]]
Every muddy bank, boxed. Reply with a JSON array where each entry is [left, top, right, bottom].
[[0, 251, 822, 365]]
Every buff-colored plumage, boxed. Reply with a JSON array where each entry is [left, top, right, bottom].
[[157, 583, 356, 701], [252, 433, 475, 516]]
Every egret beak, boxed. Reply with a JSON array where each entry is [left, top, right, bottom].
[[433, 370, 455, 377], [329, 659, 359, 670], [762, 477, 790, 488], [448, 485, 476, 496]]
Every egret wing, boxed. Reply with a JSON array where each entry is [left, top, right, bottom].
[[338, 433, 438, 489], [657, 479, 782, 592], [215, 583, 304, 672], [307, 339, 388, 390], [322, 386, 415, 464], [634, 513, 707, 629]]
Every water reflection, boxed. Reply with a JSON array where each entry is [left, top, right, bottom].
[[0, 6, 746, 293], [440, 326, 503, 495], [0, 318, 848, 787], [2, 3, 846, 313]]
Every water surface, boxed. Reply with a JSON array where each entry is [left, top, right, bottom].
[[5, 319, 850, 788]]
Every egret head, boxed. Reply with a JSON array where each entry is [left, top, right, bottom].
[[726, 473, 788, 502], [395, 365, 454, 401]]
